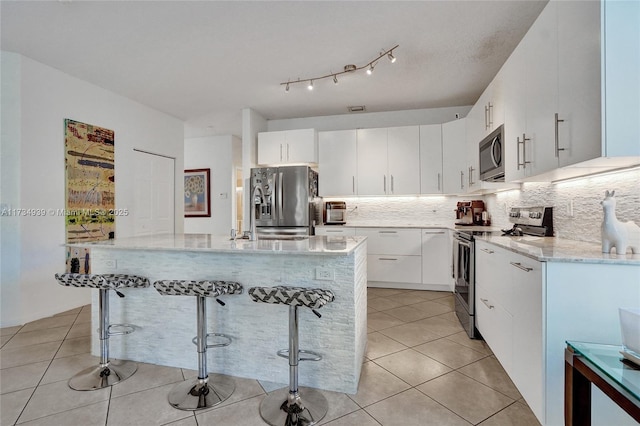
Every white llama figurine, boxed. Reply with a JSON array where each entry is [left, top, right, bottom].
[[601, 190, 640, 254]]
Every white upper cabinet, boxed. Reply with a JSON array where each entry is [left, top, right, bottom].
[[387, 126, 421, 195], [419, 124, 443, 194], [357, 126, 420, 196], [258, 128, 317, 165], [442, 119, 467, 194], [318, 130, 357, 196], [556, 0, 602, 167]]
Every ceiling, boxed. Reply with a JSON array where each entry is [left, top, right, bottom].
[[1, 1, 547, 138]]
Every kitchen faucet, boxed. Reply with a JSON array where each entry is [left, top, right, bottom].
[[249, 185, 264, 241]]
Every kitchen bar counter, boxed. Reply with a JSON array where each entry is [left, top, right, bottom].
[[66, 234, 367, 394], [317, 223, 640, 265]]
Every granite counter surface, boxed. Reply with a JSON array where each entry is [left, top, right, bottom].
[[318, 223, 640, 265], [66, 233, 366, 256]]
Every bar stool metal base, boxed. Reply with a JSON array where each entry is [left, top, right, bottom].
[[259, 387, 328, 426], [68, 359, 137, 391], [168, 374, 235, 411]]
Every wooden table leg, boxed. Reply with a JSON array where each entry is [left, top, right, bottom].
[[565, 347, 592, 425]]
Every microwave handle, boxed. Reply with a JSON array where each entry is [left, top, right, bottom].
[[490, 137, 500, 168]]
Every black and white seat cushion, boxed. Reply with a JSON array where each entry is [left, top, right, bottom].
[[54, 273, 150, 290], [248, 286, 335, 309], [153, 280, 243, 297]]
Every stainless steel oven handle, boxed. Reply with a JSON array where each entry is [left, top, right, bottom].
[[453, 236, 472, 249], [510, 262, 533, 272], [480, 298, 494, 309]]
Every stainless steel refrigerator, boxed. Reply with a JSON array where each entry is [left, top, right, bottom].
[[250, 165, 319, 236]]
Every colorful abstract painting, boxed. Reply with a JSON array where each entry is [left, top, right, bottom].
[[64, 119, 115, 273], [184, 168, 211, 217]]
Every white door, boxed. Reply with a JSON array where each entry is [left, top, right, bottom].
[[357, 128, 388, 195], [387, 126, 420, 195], [133, 150, 175, 236], [319, 130, 357, 196]]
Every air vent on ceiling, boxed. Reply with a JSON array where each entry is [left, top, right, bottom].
[[347, 105, 366, 113]]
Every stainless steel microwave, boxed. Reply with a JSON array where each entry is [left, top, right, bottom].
[[479, 125, 504, 182]]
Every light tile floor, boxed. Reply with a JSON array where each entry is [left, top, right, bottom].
[[1, 288, 541, 425]]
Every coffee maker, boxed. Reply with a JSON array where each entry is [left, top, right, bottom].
[[455, 200, 485, 225]]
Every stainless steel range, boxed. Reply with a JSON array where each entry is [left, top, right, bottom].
[[454, 206, 554, 339]]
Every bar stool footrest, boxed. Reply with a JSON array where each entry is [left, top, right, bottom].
[[191, 333, 232, 348], [107, 323, 136, 336], [277, 349, 323, 362]]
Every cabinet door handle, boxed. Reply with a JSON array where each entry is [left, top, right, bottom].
[[487, 102, 493, 129], [352, 176, 355, 194], [383, 175, 387, 194], [460, 171, 464, 190], [379, 231, 398, 234], [424, 231, 445, 235], [390, 175, 394, 193], [517, 134, 531, 170], [279, 144, 283, 162], [555, 113, 565, 158], [286, 143, 290, 161], [484, 105, 489, 130], [379, 257, 398, 261], [326, 230, 344, 233], [437, 172, 441, 191], [480, 298, 494, 309], [468, 166, 475, 186], [480, 248, 494, 254], [510, 262, 533, 272]]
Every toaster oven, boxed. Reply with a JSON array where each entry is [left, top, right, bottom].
[[323, 201, 347, 225]]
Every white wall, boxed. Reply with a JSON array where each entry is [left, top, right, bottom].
[[0, 52, 185, 327], [184, 135, 241, 235], [241, 108, 267, 232], [267, 106, 472, 132]]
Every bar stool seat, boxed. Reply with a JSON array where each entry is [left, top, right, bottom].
[[248, 285, 335, 426], [54, 273, 150, 390], [153, 279, 243, 411]]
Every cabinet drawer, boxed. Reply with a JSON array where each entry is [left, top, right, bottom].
[[367, 255, 421, 283], [357, 228, 422, 255], [476, 293, 513, 373], [315, 227, 356, 236]]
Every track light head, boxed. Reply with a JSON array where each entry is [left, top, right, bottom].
[[307, 80, 314, 90], [333, 75, 338, 84], [285, 82, 290, 93], [366, 63, 374, 75], [388, 51, 396, 63]]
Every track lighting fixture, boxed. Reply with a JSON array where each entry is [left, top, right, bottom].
[[281, 44, 398, 92]]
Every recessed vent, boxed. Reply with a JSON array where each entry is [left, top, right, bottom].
[[347, 105, 366, 113]]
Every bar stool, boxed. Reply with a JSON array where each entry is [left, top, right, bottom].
[[248, 285, 335, 426], [153, 279, 243, 411], [54, 273, 150, 390]]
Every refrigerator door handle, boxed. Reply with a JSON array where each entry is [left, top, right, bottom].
[[278, 171, 284, 222]]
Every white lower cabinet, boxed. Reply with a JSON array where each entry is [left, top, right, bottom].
[[421, 229, 452, 291], [475, 240, 543, 423], [314, 227, 356, 236], [356, 228, 422, 287]]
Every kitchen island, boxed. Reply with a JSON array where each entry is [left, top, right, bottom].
[[67, 234, 367, 394]]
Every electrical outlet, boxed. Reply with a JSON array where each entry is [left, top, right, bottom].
[[315, 267, 334, 281], [104, 259, 117, 269]]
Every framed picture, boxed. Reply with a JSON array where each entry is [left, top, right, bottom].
[[184, 168, 211, 217]]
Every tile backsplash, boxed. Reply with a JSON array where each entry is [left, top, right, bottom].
[[326, 168, 640, 244]]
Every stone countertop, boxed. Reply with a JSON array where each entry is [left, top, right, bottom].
[[65, 233, 366, 256], [317, 223, 640, 265], [475, 234, 640, 265]]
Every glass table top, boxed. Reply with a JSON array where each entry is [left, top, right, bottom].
[[567, 341, 640, 401]]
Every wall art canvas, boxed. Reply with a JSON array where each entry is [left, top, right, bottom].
[[64, 119, 115, 273], [184, 168, 211, 217]]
